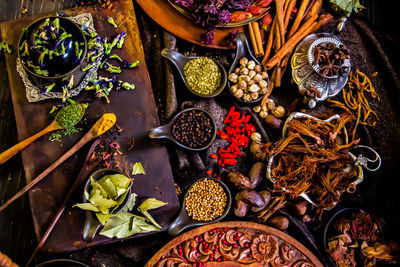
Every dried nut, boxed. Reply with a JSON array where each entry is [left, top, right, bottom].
[[250, 132, 262, 142], [240, 57, 248, 66], [268, 216, 289, 230], [243, 94, 252, 102], [290, 199, 308, 216], [247, 60, 256, 70], [227, 172, 253, 189], [261, 104, 268, 112], [267, 100, 276, 111], [253, 105, 262, 113], [243, 76, 251, 83], [259, 80, 268, 88], [234, 89, 244, 98], [240, 68, 249, 75], [251, 190, 271, 212], [251, 92, 259, 100], [259, 110, 268, 119], [265, 114, 282, 129], [234, 67, 241, 75], [249, 70, 256, 79], [238, 75, 247, 82], [234, 199, 249, 217], [261, 86, 268, 94], [254, 64, 262, 73], [253, 73, 263, 82], [228, 73, 238, 83], [272, 105, 286, 117], [230, 85, 238, 94], [238, 80, 247, 90], [249, 84, 260, 93], [238, 190, 266, 208], [247, 80, 255, 86], [250, 141, 267, 161], [261, 71, 268, 79], [248, 162, 265, 188]]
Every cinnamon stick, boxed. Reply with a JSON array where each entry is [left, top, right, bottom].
[[306, 0, 322, 19], [275, 0, 286, 47], [311, 13, 333, 32], [252, 22, 264, 57], [274, 21, 282, 50], [249, 22, 260, 56], [261, 18, 277, 65], [284, 0, 297, 29], [265, 14, 318, 69], [287, 0, 309, 38]]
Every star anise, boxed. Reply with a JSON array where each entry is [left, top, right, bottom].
[[306, 86, 322, 98], [313, 42, 350, 77]]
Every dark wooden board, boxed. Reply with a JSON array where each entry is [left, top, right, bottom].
[[0, 0, 179, 253]]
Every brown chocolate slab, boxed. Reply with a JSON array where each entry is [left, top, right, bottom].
[[1, 0, 179, 253]]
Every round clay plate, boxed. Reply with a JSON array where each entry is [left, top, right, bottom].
[[146, 221, 323, 266], [136, 0, 242, 49]]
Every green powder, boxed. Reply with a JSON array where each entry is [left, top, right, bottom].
[[55, 104, 84, 129]]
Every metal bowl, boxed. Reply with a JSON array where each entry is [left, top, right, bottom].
[[17, 16, 88, 90]]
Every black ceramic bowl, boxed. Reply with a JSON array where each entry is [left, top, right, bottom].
[[18, 16, 88, 90], [148, 107, 217, 151]]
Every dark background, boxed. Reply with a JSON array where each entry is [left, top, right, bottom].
[[1, 0, 400, 266]]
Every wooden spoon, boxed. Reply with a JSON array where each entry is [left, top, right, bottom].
[[0, 104, 86, 165], [0, 113, 116, 213]]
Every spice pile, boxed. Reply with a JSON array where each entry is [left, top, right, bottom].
[[313, 42, 350, 77], [327, 211, 399, 266], [50, 103, 86, 141], [184, 57, 221, 95], [229, 57, 268, 102], [260, 114, 360, 219], [185, 179, 227, 221], [211, 106, 255, 166], [171, 109, 214, 149]]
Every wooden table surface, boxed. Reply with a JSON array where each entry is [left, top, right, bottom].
[[0, 0, 398, 265]]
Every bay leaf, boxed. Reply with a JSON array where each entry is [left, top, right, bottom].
[[109, 174, 131, 189], [138, 198, 168, 211], [98, 176, 117, 198], [73, 203, 100, 212], [89, 189, 117, 214], [96, 212, 114, 225], [132, 162, 146, 175], [90, 177, 107, 198]]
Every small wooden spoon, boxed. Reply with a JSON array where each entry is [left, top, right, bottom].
[[0, 104, 86, 165], [0, 113, 116, 213]]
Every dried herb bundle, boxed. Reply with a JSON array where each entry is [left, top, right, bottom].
[[329, 69, 380, 140], [268, 115, 359, 213]]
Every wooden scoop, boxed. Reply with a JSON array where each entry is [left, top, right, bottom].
[[0, 113, 116, 213], [0, 104, 86, 165]]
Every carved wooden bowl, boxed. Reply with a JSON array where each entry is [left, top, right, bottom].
[[146, 221, 323, 266]]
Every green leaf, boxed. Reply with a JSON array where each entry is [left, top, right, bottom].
[[89, 189, 117, 214], [109, 174, 131, 189], [132, 162, 146, 175], [73, 203, 100, 212], [138, 198, 168, 212], [329, 0, 365, 17], [111, 190, 130, 213], [99, 212, 159, 238], [90, 177, 107, 198], [137, 209, 162, 229], [127, 193, 137, 211], [98, 176, 117, 198], [96, 212, 114, 225]]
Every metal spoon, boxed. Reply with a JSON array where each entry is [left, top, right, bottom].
[[0, 104, 86, 165]]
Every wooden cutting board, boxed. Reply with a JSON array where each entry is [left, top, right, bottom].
[[0, 0, 179, 253]]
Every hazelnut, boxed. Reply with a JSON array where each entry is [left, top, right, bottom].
[[249, 70, 256, 79], [267, 100, 275, 111], [261, 86, 268, 94], [259, 110, 268, 119], [251, 92, 259, 100], [253, 105, 261, 113], [238, 80, 247, 90], [261, 104, 268, 112], [228, 73, 238, 83], [253, 73, 262, 82], [240, 68, 249, 75], [247, 60, 256, 70], [243, 93, 252, 102], [249, 84, 260, 93], [261, 71, 268, 79], [265, 114, 282, 129], [234, 89, 244, 98], [254, 65, 262, 72], [247, 80, 255, 87], [259, 80, 268, 88], [230, 85, 238, 94], [240, 57, 248, 66], [272, 105, 286, 117], [234, 67, 241, 75], [251, 132, 262, 142]]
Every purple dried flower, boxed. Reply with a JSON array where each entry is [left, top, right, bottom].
[[201, 28, 215, 45], [218, 9, 231, 24], [174, 0, 194, 8]]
